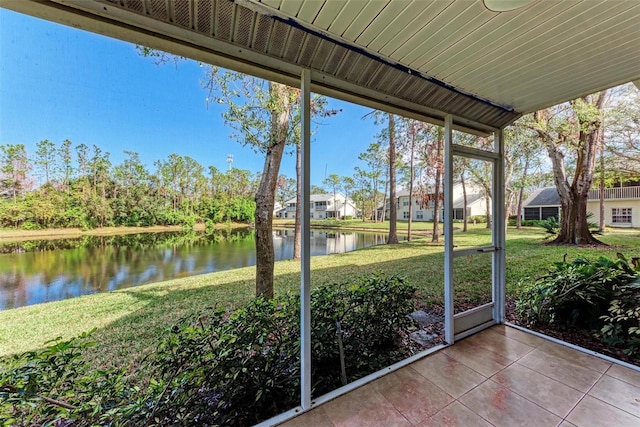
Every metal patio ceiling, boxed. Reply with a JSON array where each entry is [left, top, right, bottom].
[[3, 0, 640, 135]]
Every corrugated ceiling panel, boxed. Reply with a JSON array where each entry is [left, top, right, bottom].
[[474, 6, 639, 91], [405, 2, 492, 68], [411, 5, 495, 70], [377, 1, 452, 57], [424, 0, 573, 77], [445, 1, 609, 82], [509, 41, 640, 108], [260, 0, 281, 8], [296, 0, 324, 22], [392, 1, 470, 62], [367, 1, 437, 52], [354, 1, 412, 47], [312, 1, 346, 30], [278, 0, 303, 16], [326, 3, 365, 35], [341, 1, 389, 41]]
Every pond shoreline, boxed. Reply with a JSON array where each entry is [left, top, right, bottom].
[[0, 223, 249, 242]]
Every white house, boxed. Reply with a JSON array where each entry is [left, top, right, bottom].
[[522, 184, 640, 228], [384, 184, 490, 222], [275, 193, 359, 220]]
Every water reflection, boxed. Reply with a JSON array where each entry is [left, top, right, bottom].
[[0, 228, 392, 310]]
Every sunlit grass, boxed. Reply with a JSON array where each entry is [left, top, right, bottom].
[[0, 225, 638, 375]]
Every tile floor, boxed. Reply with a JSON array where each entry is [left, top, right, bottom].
[[280, 325, 640, 427]]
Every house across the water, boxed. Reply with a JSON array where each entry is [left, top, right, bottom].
[[275, 193, 359, 220], [380, 184, 490, 222], [522, 184, 640, 228]]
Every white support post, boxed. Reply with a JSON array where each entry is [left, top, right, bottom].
[[443, 115, 455, 344], [300, 69, 312, 410], [492, 128, 506, 324]]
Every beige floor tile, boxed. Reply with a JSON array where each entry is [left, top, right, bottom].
[[606, 363, 640, 387], [373, 366, 454, 424], [519, 348, 602, 392], [417, 401, 493, 427], [558, 422, 577, 427], [537, 341, 611, 373], [491, 363, 584, 417], [279, 407, 334, 427], [490, 325, 546, 347], [410, 351, 487, 398], [464, 329, 535, 360], [567, 395, 640, 427], [444, 339, 515, 377], [321, 384, 411, 427], [588, 374, 640, 417], [459, 380, 561, 427]]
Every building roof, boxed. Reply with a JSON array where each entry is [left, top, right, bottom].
[[5, 1, 639, 136], [284, 192, 348, 204], [453, 193, 484, 209], [523, 187, 561, 207]]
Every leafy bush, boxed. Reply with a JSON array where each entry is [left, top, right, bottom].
[[310, 274, 416, 394], [1, 273, 416, 426], [537, 213, 601, 236], [538, 216, 560, 235], [516, 253, 640, 355], [0, 332, 143, 426]]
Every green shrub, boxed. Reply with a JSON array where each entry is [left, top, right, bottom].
[[538, 216, 559, 234], [516, 253, 640, 355], [0, 331, 143, 426], [1, 273, 417, 426], [310, 274, 416, 395]]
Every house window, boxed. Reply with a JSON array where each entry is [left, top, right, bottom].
[[612, 208, 632, 223], [403, 199, 409, 206], [416, 211, 423, 219], [403, 211, 409, 219], [310, 213, 313, 218]]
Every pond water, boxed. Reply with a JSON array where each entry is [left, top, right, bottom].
[[0, 228, 394, 310]]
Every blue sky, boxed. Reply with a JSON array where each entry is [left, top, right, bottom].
[[0, 9, 379, 186]]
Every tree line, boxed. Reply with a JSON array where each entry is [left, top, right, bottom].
[[0, 140, 261, 230]]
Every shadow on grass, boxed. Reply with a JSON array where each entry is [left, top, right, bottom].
[[83, 246, 449, 374]]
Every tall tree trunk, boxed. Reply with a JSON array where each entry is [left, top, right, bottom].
[[598, 128, 605, 232], [516, 157, 530, 229], [432, 128, 443, 242], [388, 114, 399, 244], [407, 132, 415, 241], [293, 144, 301, 260], [255, 83, 290, 298], [373, 177, 378, 222], [461, 172, 468, 232], [381, 180, 387, 223], [485, 188, 492, 229], [535, 92, 608, 245]]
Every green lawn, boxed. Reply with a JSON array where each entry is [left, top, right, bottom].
[[1, 225, 638, 374]]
